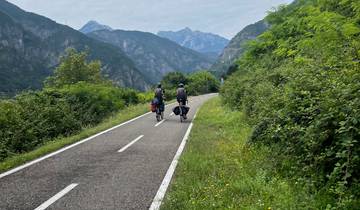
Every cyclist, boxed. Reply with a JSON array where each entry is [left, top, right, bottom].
[[154, 83, 165, 118], [176, 83, 188, 119]]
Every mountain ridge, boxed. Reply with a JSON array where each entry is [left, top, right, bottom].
[[157, 28, 229, 58], [0, 0, 150, 95], [79, 20, 113, 34], [209, 20, 269, 76], [86, 28, 213, 83]]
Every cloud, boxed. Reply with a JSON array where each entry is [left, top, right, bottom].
[[7, 0, 292, 38]]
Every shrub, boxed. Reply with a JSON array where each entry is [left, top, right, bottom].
[[221, 0, 360, 207], [187, 71, 220, 96], [160, 71, 220, 98]]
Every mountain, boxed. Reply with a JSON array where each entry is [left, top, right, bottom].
[[0, 0, 149, 95], [86, 29, 213, 83], [79, 20, 113, 34], [209, 20, 269, 76], [157, 28, 229, 59]]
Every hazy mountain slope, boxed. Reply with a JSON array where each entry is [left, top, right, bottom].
[[157, 27, 229, 57], [0, 0, 149, 95], [87, 29, 213, 83], [79, 20, 113, 34], [0, 10, 50, 95], [210, 20, 269, 76]]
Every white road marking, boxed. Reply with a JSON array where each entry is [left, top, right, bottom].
[[0, 102, 177, 179], [149, 110, 199, 210], [155, 119, 166, 127], [118, 135, 144, 153], [34, 183, 78, 210]]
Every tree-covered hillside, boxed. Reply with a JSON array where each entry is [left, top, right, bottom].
[[87, 29, 213, 83], [0, 0, 149, 95], [222, 0, 360, 208], [210, 20, 268, 77]]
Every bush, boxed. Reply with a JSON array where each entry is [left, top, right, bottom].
[[0, 83, 143, 161], [160, 71, 220, 98], [187, 71, 220, 96], [0, 49, 147, 162], [221, 0, 360, 207]]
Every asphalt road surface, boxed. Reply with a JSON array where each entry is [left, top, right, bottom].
[[0, 94, 215, 210]]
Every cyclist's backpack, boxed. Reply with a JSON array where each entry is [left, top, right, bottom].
[[150, 98, 158, 112]]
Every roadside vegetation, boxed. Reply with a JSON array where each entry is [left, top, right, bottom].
[[0, 49, 153, 166], [220, 0, 360, 208], [161, 71, 220, 99], [163, 98, 316, 209]]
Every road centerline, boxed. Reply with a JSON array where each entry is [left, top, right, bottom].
[[118, 135, 144, 153], [154, 119, 166, 127], [34, 183, 78, 210]]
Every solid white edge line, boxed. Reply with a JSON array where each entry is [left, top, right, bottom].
[[118, 135, 144, 153], [34, 183, 78, 210], [0, 102, 177, 179], [149, 109, 200, 210], [155, 119, 166, 127]]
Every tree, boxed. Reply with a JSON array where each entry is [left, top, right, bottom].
[[161, 72, 188, 89], [187, 71, 220, 95], [45, 48, 103, 87]]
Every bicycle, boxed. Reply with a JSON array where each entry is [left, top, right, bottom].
[[178, 100, 188, 123], [155, 103, 164, 122]]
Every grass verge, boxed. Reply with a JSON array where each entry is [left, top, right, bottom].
[[161, 97, 315, 210], [0, 103, 150, 173]]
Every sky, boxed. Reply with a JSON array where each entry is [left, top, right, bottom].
[[7, 0, 292, 39]]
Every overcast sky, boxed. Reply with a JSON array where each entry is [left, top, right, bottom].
[[7, 0, 292, 39]]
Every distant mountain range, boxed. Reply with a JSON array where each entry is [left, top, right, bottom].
[[157, 28, 229, 60], [79, 20, 113, 34], [82, 23, 213, 83], [210, 20, 269, 76], [0, 0, 149, 95]]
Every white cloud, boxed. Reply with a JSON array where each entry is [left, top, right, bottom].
[[7, 0, 292, 39]]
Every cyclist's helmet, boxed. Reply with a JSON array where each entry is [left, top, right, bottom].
[[178, 83, 184, 88], [157, 83, 162, 88]]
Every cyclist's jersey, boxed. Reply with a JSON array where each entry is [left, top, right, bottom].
[[155, 88, 165, 105], [155, 88, 164, 98], [176, 88, 187, 103]]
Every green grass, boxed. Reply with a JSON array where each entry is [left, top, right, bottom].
[[161, 97, 315, 210], [0, 103, 149, 173]]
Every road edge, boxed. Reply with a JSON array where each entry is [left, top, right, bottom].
[[149, 109, 200, 210]]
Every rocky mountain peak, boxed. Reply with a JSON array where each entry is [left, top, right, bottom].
[[79, 20, 113, 34]]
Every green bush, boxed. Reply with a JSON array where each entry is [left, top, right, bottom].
[[221, 0, 360, 208], [0, 83, 143, 161], [160, 71, 220, 98], [0, 49, 147, 162], [187, 71, 220, 96]]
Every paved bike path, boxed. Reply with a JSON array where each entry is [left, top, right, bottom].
[[0, 94, 215, 210]]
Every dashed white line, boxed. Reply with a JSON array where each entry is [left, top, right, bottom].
[[118, 135, 144, 153], [34, 183, 78, 210], [0, 102, 177, 179], [154, 119, 166, 127], [0, 112, 151, 179]]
